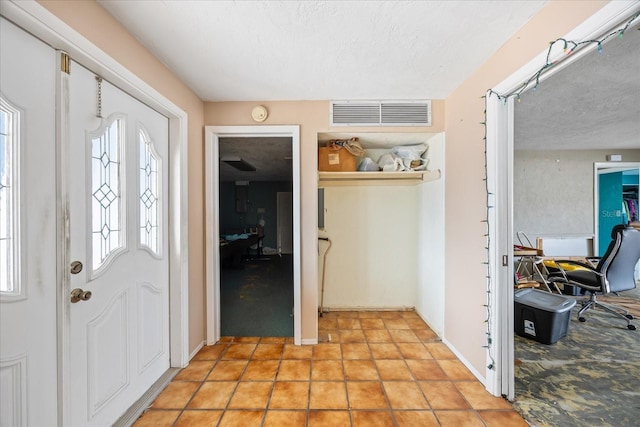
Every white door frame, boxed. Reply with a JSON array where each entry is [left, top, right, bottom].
[[0, 1, 190, 423], [485, 94, 515, 398], [593, 162, 640, 254], [205, 126, 302, 345], [486, 1, 640, 399]]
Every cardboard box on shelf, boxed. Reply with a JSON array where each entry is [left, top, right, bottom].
[[318, 146, 357, 172]]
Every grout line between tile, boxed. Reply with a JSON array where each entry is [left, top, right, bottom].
[[139, 312, 527, 427], [169, 342, 229, 427]]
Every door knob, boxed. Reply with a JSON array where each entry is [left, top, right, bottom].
[[70, 288, 92, 303], [70, 261, 83, 274]]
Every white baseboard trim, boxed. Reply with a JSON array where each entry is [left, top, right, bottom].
[[301, 338, 318, 345], [321, 306, 415, 312], [189, 340, 205, 361], [413, 310, 483, 385], [113, 368, 180, 427], [442, 337, 486, 387], [414, 309, 443, 338]]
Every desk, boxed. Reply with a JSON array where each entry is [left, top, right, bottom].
[[514, 248, 542, 257], [220, 234, 261, 267], [514, 247, 560, 293]]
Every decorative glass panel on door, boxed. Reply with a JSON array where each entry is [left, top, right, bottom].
[[90, 117, 125, 274], [138, 127, 161, 257], [0, 98, 20, 296]]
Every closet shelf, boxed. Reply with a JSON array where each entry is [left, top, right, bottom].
[[318, 169, 441, 187]]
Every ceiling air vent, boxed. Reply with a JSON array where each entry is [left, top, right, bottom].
[[330, 100, 431, 127]]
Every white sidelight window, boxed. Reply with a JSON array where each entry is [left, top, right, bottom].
[[0, 98, 20, 296], [138, 126, 161, 257]]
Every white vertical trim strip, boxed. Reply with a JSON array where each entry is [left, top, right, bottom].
[[291, 127, 302, 345], [484, 94, 514, 397], [505, 99, 515, 400], [55, 49, 71, 427], [204, 131, 220, 345], [168, 113, 189, 369]]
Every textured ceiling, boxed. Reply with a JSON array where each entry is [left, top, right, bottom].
[[96, 0, 639, 162], [219, 137, 292, 182], [515, 23, 640, 151], [97, 0, 547, 101]]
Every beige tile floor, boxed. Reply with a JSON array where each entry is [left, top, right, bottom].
[[134, 311, 527, 426]]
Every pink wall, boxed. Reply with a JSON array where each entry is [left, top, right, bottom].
[[444, 0, 608, 373], [39, 0, 207, 353], [204, 101, 445, 341], [37, 0, 612, 377]]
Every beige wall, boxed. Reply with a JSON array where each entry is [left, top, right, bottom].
[[39, 1, 207, 354], [39, 0, 613, 378], [205, 101, 445, 341], [444, 0, 608, 373]]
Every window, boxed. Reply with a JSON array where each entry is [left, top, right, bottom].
[[138, 127, 161, 256], [91, 118, 124, 272], [0, 97, 20, 295]]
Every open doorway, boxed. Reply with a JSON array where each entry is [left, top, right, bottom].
[[594, 163, 640, 256], [487, 3, 640, 425], [217, 137, 294, 337], [205, 126, 302, 345]]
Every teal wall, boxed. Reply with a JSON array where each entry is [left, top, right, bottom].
[[622, 171, 639, 186], [598, 172, 623, 256], [219, 181, 292, 249]]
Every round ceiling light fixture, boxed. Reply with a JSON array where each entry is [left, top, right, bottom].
[[251, 105, 268, 122]]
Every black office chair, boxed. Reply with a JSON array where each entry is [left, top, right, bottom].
[[547, 224, 640, 330]]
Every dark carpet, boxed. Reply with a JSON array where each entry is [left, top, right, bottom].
[[513, 287, 640, 427], [220, 254, 294, 337]]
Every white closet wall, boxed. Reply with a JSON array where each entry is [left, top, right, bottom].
[[416, 134, 445, 335], [318, 132, 445, 314], [321, 185, 419, 308]]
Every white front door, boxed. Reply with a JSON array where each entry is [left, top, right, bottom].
[[277, 192, 293, 255], [0, 17, 58, 427], [67, 61, 170, 426]]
